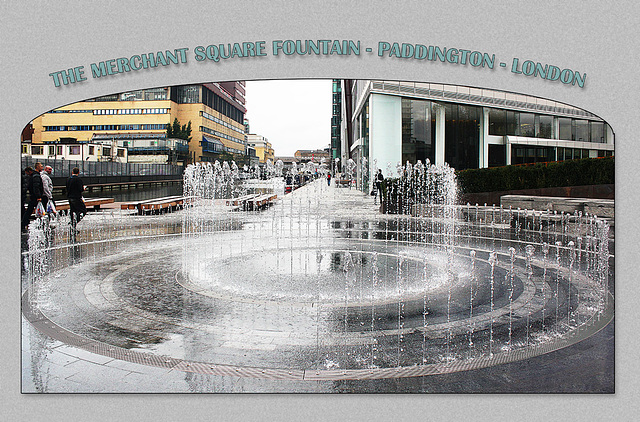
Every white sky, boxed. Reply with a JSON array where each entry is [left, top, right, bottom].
[[244, 79, 332, 157]]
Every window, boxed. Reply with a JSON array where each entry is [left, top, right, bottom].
[[590, 121, 605, 143], [558, 118, 572, 140], [573, 120, 589, 142], [103, 147, 111, 156], [56, 146, 63, 155], [538, 115, 553, 139], [89, 146, 95, 155], [488, 109, 506, 136], [511, 145, 554, 164], [402, 98, 432, 165], [22, 145, 28, 154], [117, 148, 126, 157], [144, 88, 167, 101], [488, 144, 506, 167], [69, 146, 80, 155], [31, 145, 43, 155], [175, 85, 200, 104], [444, 103, 480, 170], [518, 113, 535, 137]]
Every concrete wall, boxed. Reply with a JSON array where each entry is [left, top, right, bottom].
[[461, 184, 614, 206]]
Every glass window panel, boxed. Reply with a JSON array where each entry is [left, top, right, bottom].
[[574, 119, 589, 142], [402, 98, 433, 165], [558, 118, 572, 140], [538, 114, 553, 138], [444, 103, 479, 170], [488, 144, 506, 167], [518, 113, 535, 137], [505, 111, 518, 135], [488, 108, 506, 136], [590, 121, 605, 143]]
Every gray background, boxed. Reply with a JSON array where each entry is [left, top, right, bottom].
[[1, 0, 637, 420]]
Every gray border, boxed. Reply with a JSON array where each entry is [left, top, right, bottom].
[[2, 0, 638, 420]]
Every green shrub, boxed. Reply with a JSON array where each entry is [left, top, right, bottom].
[[457, 157, 614, 194]]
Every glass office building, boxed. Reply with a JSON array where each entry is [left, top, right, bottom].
[[336, 80, 614, 189]]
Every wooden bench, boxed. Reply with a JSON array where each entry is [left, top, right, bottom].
[[225, 194, 260, 207], [120, 196, 191, 215], [244, 193, 278, 211], [42, 197, 114, 213]]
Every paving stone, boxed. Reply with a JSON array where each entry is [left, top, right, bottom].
[[21, 181, 614, 393]]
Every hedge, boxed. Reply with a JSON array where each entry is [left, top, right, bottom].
[[456, 157, 614, 194]]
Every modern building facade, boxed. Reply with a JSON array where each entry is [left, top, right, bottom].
[[27, 83, 248, 164], [331, 79, 342, 159], [336, 80, 614, 189], [247, 134, 275, 164]]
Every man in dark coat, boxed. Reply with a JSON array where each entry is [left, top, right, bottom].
[[21, 166, 44, 230], [21, 167, 30, 218], [374, 169, 384, 204], [66, 167, 87, 229]]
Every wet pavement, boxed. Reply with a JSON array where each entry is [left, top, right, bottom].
[[21, 179, 614, 393]]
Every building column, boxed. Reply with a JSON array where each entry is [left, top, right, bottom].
[[434, 104, 445, 166], [369, 93, 401, 178], [505, 138, 512, 165], [480, 108, 490, 168]]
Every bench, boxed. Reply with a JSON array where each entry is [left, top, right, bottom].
[[225, 194, 260, 207], [120, 196, 192, 215], [335, 179, 351, 188], [244, 193, 278, 211], [37, 197, 115, 213]]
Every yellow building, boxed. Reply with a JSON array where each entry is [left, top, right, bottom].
[[246, 134, 275, 163], [29, 83, 248, 163]]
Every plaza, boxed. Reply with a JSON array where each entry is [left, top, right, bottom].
[[21, 171, 614, 393]]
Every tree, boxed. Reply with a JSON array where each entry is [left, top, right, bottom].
[[181, 120, 192, 142], [166, 118, 192, 142]]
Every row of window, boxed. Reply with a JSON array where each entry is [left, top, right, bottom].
[[200, 111, 245, 134], [169, 85, 246, 125], [44, 124, 167, 131], [49, 109, 92, 113], [26, 144, 125, 157], [200, 139, 223, 153], [199, 125, 245, 145], [92, 108, 169, 115], [201, 86, 245, 125], [200, 139, 244, 155], [488, 145, 614, 166], [489, 109, 606, 143], [89, 88, 168, 102]]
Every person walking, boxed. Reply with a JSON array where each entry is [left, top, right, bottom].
[[33, 162, 49, 212], [21, 166, 44, 230], [21, 167, 30, 219], [327, 172, 332, 186], [66, 167, 87, 230], [374, 169, 384, 204], [41, 165, 55, 212]]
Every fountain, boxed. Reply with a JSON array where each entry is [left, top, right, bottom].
[[22, 160, 613, 383]]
